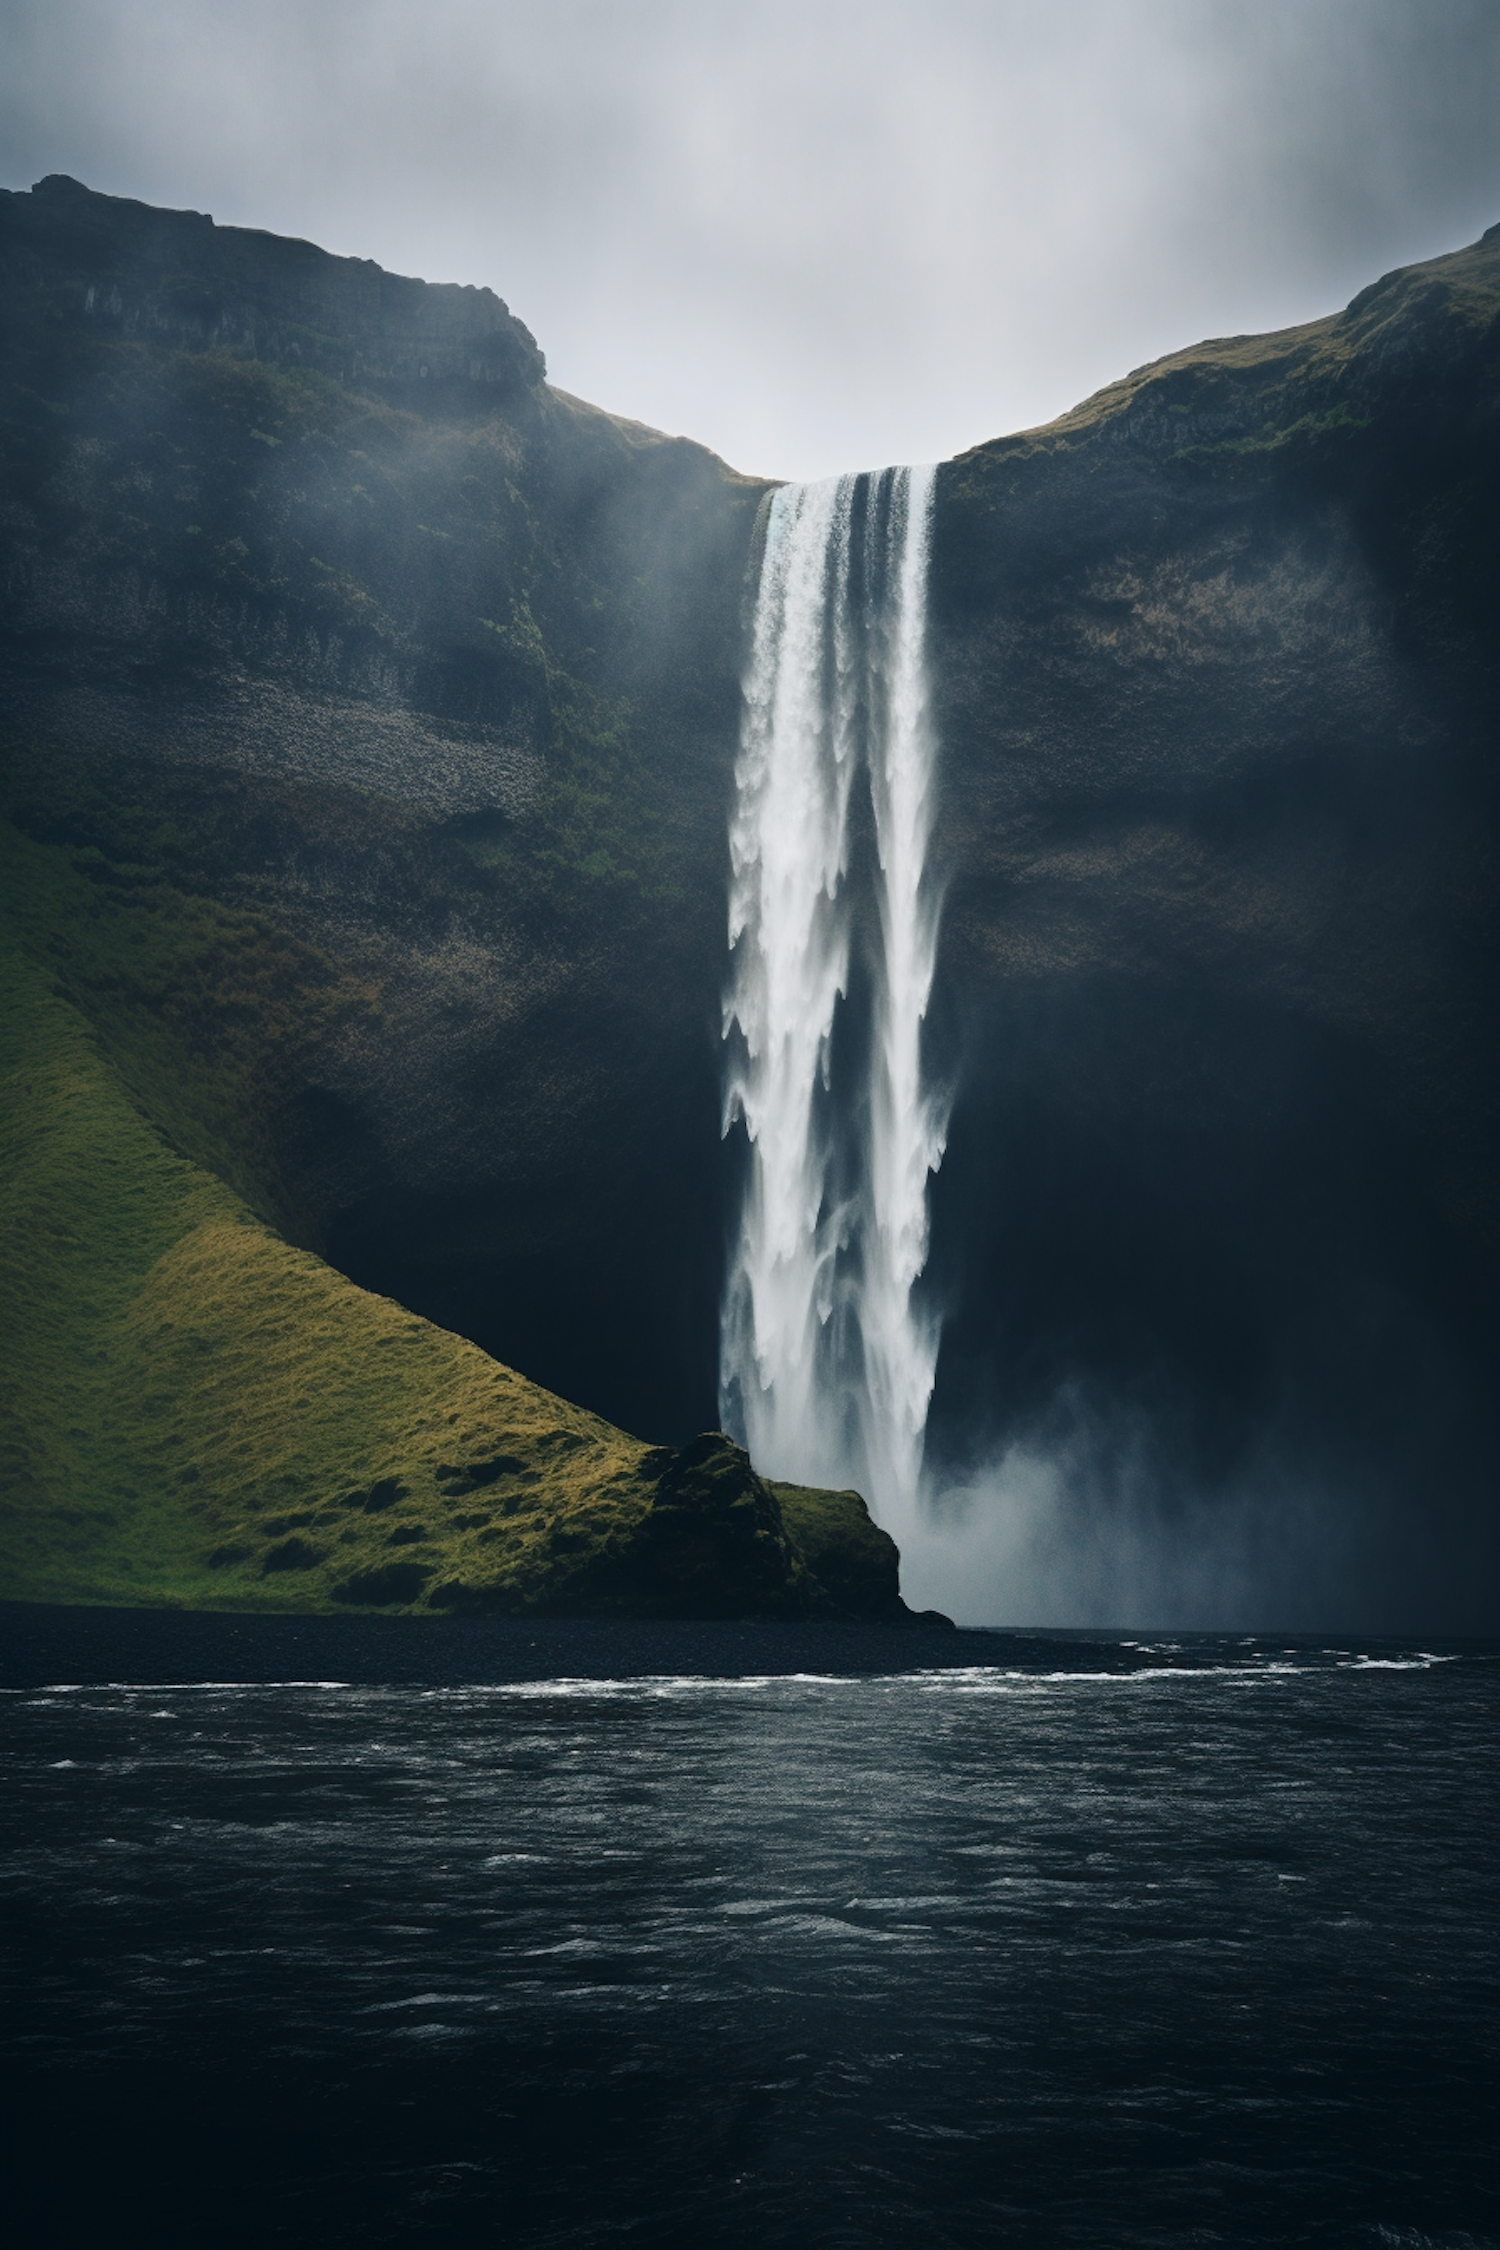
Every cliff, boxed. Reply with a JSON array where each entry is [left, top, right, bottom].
[[0, 173, 769, 1449], [1, 172, 546, 397], [2, 177, 1496, 1624], [921, 227, 1499, 1620], [0, 176, 918, 1620]]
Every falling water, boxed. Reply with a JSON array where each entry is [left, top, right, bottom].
[[721, 464, 946, 1532]]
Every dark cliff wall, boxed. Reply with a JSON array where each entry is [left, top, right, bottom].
[[0, 176, 768, 1442], [925, 230, 1500, 1622], [2, 172, 546, 396]]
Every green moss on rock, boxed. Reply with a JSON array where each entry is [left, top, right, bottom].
[[771, 1478, 906, 1619], [0, 811, 372, 1242], [948, 225, 1500, 488]]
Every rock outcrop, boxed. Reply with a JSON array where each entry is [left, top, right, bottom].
[[1, 172, 546, 397]]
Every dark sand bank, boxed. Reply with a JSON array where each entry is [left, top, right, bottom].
[[6, 1606, 1481, 1689], [0, 1601, 1029, 1691]]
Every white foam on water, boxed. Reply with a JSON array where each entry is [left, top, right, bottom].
[[37, 1680, 353, 1692]]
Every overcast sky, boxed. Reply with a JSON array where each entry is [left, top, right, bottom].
[[3, 0, 1498, 480]]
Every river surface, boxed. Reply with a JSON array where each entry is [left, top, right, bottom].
[[3, 1634, 1495, 2249]]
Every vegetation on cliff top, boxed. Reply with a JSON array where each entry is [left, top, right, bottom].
[[950, 225, 1500, 487]]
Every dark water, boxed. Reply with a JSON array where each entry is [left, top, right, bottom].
[[3, 1636, 1495, 2249]]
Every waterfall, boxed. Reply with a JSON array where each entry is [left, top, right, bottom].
[[721, 463, 946, 1533]]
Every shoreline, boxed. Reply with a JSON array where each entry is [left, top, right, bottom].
[[3, 1602, 1486, 1689], [0, 1600, 1023, 1690]]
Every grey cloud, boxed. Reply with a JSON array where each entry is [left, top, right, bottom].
[[1, 0, 1497, 477]]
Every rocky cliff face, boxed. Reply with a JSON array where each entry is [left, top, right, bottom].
[[924, 231, 1499, 1620], [2, 179, 1496, 1624], [0, 174, 767, 1443], [2, 172, 546, 396]]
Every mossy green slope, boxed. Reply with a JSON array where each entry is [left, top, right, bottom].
[[0, 803, 368, 1245], [0, 840, 903, 1618], [952, 224, 1500, 478], [766, 1478, 905, 1618], [0, 928, 650, 1611]]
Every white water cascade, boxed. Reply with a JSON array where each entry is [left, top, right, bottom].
[[720, 464, 947, 1536]]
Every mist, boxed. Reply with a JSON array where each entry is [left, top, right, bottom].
[[3, 0, 1498, 479], [902, 1388, 1494, 1637]]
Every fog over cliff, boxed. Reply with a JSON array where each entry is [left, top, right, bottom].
[[4, 0, 1500, 478]]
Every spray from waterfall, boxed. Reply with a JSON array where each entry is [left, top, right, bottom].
[[720, 464, 946, 1534]]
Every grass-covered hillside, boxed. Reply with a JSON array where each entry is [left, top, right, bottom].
[[0, 815, 900, 1618]]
